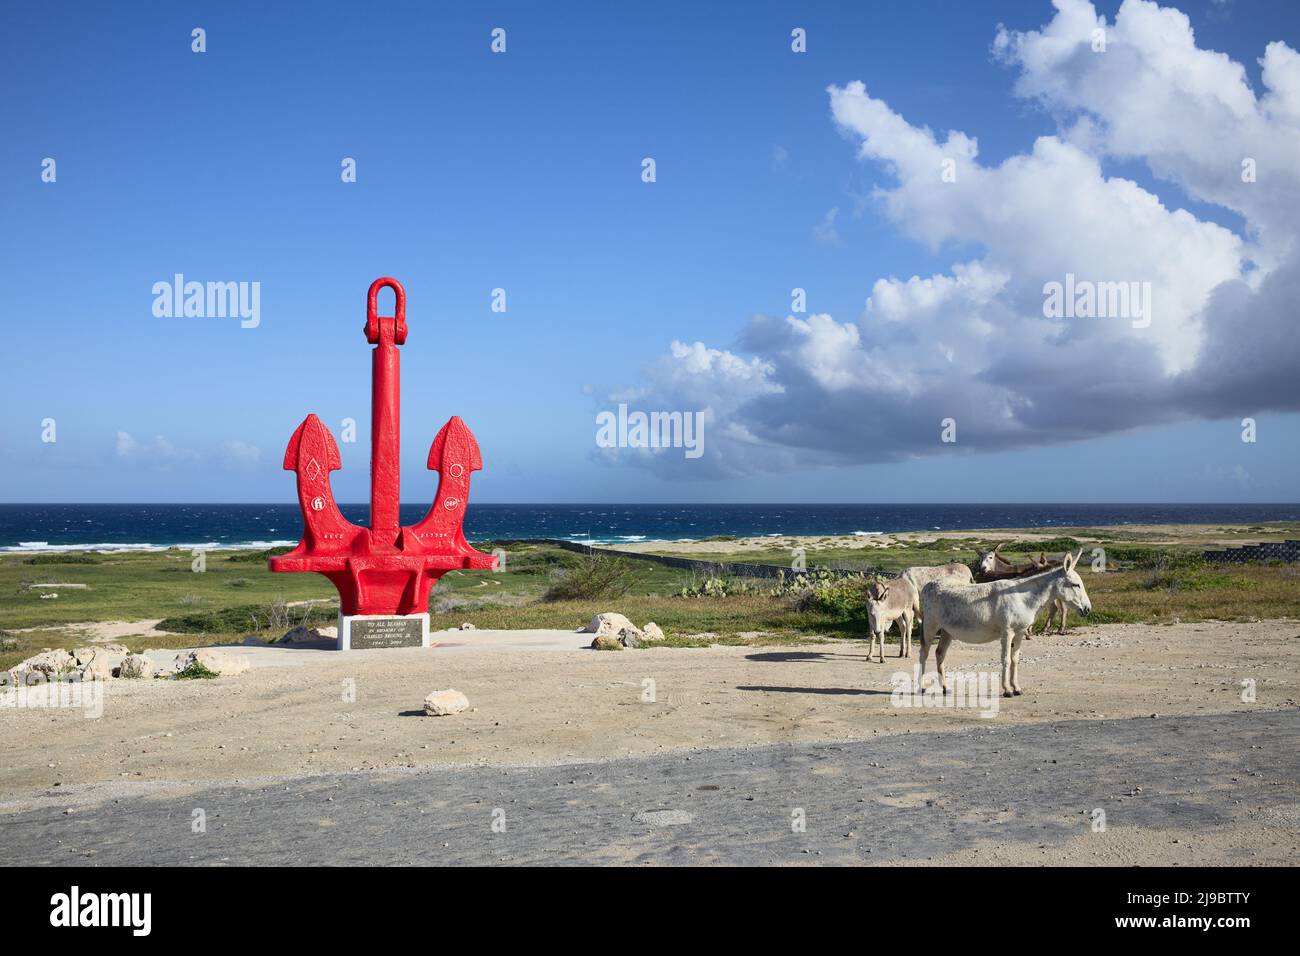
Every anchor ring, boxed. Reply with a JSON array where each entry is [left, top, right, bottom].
[[365, 277, 408, 346]]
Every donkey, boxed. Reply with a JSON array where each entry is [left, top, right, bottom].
[[976, 547, 1054, 637], [901, 562, 973, 596], [864, 576, 919, 662], [976, 543, 1049, 581], [918, 551, 1092, 698], [900, 562, 973, 626]]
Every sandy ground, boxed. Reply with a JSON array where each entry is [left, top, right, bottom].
[[3, 619, 1297, 809], [610, 522, 1300, 555]]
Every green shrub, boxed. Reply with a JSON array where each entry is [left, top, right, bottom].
[[995, 537, 1081, 553], [224, 547, 293, 563], [174, 660, 220, 679], [158, 599, 333, 634], [23, 554, 101, 565], [677, 575, 758, 598], [769, 568, 870, 616], [542, 554, 636, 602]]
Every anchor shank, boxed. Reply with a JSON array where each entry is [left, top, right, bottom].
[[370, 336, 401, 549]]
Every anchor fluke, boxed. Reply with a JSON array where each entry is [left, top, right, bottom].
[[426, 415, 483, 473], [282, 413, 343, 472], [273, 414, 361, 561]]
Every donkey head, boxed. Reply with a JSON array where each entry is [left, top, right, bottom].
[[977, 542, 1005, 574], [1052, 550, 1092, 616]]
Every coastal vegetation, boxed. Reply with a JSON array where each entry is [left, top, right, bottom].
[[2, 529, 1298, 670]]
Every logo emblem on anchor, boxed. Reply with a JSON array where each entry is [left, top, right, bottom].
[[269, 277, 497, 618]]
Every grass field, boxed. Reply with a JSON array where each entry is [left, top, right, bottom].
[[3, 532, 1298, 671]]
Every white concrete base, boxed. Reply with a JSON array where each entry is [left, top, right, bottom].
[[337, 612, 430, 651]]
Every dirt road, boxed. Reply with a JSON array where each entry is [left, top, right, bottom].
[[2, 620, 1297, 864]]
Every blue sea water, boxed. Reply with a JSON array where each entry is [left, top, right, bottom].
[[0, 503, 1296, 551]]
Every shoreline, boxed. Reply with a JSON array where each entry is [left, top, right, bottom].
[[6, 519, 1300, 555]]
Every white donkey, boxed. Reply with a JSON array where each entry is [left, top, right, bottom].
[[918, 551, 1093, 698]]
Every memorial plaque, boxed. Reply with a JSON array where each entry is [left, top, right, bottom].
[[348, 616, 425, 649]]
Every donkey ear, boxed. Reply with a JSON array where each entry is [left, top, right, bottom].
[[1062, 552, 1074, 571], [993, 542, 1003, 554]]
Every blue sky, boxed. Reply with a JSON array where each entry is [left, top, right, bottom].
[[2, 0, 1297, 503]]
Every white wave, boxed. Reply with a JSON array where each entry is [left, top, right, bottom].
[[2, 539, 298, 554]]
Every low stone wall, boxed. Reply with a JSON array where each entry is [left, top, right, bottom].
[[1202, 540, 1300, 563], [499, 538, 883, 580]]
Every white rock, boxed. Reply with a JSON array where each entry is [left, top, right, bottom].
[[173, 649, 250, 677], [642, 622, 665, 641], [278, 626, 323, 644], [423, 689, 469, 716], [459, 622, 476, 631], [81, 655, 114, 681], [7, 649, 76, 683], [116, 653, 154, 679], [581, 613, 642, 642]]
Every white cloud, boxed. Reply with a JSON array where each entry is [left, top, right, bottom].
[[812, 206, 841, 244], [601, 0, 1300, 478], [221, 440, 262, 470]]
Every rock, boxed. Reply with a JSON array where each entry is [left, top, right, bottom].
[[72, 646, 122, 681], [618, 627, 642, 648], [632, 809, 694, 826], [459, 622, 476, 631], [642, 622, 665, 642], [81, 655, 114, 681], [172, 649, 250, 677], [581, 613, 643, 643], [115, 653, 154, 679], [423, 689, 469, 716], [278, 626, 323, 644], [7, 649, 76, 684], [590, 634, 623, 651]]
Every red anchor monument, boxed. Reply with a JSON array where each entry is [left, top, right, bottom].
[[269, 277, 497, 649]]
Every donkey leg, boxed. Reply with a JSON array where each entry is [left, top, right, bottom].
[[1010, 629, 1026, 695], [1000, 630, 1014, 697], [901, 611, 914, 658], [1056, 600, 1068, 635], [917, 618, 935, 693], [935, 635, 952, 695]]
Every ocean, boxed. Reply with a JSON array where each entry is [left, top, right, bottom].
[[1, 503, 1297, 552]]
